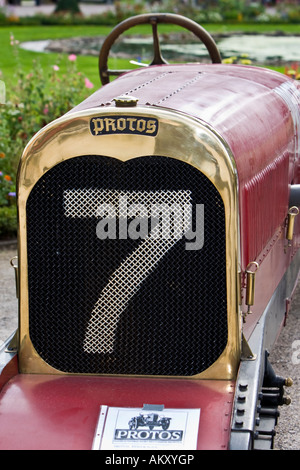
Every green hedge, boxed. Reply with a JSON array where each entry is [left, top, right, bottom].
[[0, 1, 299, 27]]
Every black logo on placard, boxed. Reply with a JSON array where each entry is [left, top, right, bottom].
[[90, 116, 159, 136], [114, 412, 183, 442]]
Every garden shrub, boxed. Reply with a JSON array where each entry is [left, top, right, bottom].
[[0, 205, 17, 240], [0, 36, 94, 239], [0, 1, 299, 26], [287, 8, 300, 24]]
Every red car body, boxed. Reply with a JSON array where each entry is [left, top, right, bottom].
[[1, 20, 299, 450]]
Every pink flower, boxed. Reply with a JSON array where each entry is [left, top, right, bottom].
[[84, 77, 94, 89], [53, 65, 59, 71], [68, 54, 77, 62], [43, 104, 49, 115]]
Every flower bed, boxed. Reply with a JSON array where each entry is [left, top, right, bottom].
[[0, 36, 94, 239]]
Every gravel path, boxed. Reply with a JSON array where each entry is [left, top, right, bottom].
[[269, 288, 300, 450], [0, 244, 299, 449], [0, 245, 18, 343]]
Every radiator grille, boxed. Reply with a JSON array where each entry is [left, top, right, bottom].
[[26, 155, 227, 375]]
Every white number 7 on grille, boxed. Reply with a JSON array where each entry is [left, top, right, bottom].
[[64, 189, 203, 354]]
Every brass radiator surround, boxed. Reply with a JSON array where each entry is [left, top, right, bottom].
[[17, 106, 240, 379]]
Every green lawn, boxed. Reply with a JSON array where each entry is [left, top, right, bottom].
[[1, 22, 297, 90], [0, 25, 110, 88]]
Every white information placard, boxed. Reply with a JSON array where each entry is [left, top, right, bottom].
[[92, 406, 200, 450]]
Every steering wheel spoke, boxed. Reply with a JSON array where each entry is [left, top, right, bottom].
[[150, 17, 168, 66]]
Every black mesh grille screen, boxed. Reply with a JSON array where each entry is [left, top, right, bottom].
[[26, 155, 227, 375]]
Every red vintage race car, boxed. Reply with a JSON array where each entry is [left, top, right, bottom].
[[128, 413, 171, 431], [0, 13, 299, 451]]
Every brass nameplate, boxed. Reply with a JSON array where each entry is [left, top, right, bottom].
[[90, 116, 159, 136]]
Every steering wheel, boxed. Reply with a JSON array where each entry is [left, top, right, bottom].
[[99, 13, 222, 85]]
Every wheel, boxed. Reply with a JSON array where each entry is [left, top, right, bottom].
[[99, 13, 221, 85], [161, 419, 171, 430], [129, 417, 138, 430]]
